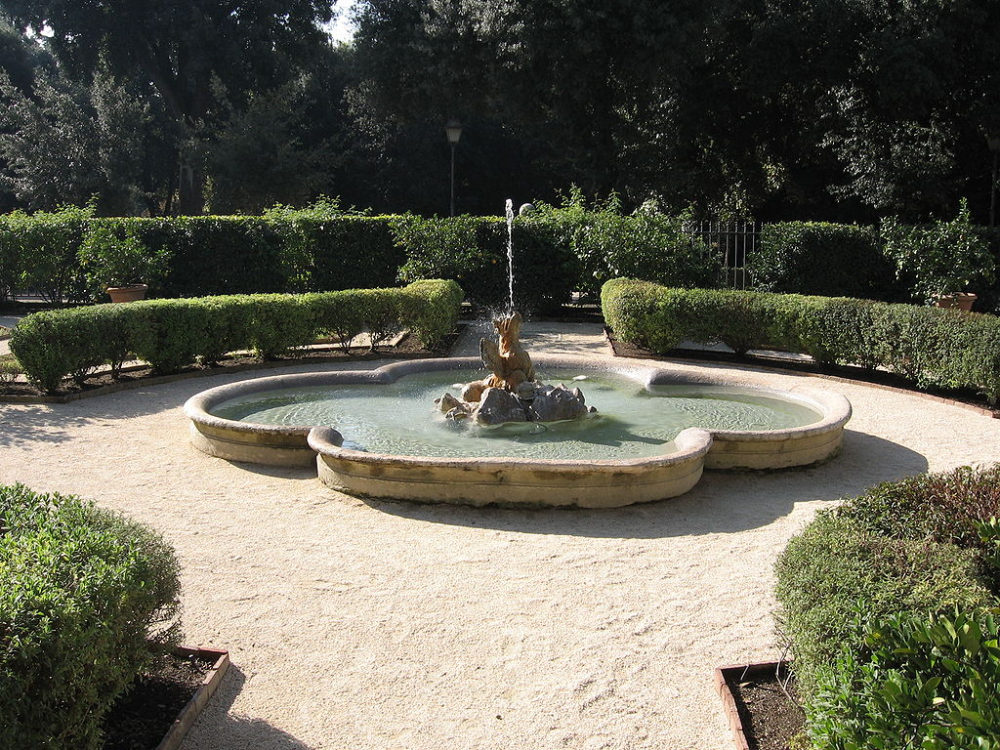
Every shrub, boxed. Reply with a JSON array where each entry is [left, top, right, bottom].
[[882, 200, 996, 305], [838, 465, 1000, 554], [529, 192, 721, 298], [0, 484, 181, 749], [777, 465, 1000, 745], [9, 280, 463, 391], [78, 222, 170, 300], [774, 511, 995, 694], [396, 214, 502, 309], [0, 356, 20, 392], [601, 280, 1000, 402], [748, 222, 894, 300], [0, 203, 93, 303], [807, 610, 1000, 750]]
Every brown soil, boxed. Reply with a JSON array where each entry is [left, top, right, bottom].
[[102, 652, 213, 750], [728, 663, 805, 750]]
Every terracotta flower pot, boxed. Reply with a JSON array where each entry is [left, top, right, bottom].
[[107, 284, 149, 303], [934, 292, 977, 312]]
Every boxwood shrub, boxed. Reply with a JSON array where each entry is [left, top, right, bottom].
[[601, 279, 1000, 402], [10, 279, 463, 393], [775, 465, 1000, 747], [0, 483, 181, 749]]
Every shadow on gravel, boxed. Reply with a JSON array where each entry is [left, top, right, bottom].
[[364, 430, 927, 539]]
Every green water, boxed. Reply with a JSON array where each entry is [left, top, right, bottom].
[[211, 369, 821, 460]]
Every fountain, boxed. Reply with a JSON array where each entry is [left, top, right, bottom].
[[183, 200, 852, 507], [435, 311, 593, 426]]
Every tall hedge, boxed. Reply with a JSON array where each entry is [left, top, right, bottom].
[[602, 279, 1000, 402], [9, 279, 463, 393], [0, 484, 181, 749], [747, 222, 896, 300]]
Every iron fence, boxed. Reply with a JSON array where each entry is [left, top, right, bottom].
[[684, 221, 760, 289]]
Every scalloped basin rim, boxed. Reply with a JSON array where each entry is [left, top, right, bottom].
[[185, 355, 852, 507]]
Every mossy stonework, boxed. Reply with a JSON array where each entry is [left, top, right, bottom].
[[185, 356, 852, 507]]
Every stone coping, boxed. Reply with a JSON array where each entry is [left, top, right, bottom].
[[185, 356, 852, 506]]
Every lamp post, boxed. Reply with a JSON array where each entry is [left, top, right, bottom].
[[445, 119, 462, 216], [988, 135, 1000, 228]]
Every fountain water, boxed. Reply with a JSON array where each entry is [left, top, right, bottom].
[[505, 198, 515, 311], [183, 197, 852, 506]]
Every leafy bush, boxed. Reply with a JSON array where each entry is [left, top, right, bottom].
[[0, 203, 93, 303], [0, 356, 20, 392], [807, 610, 1000, 750], [774, 511, 995, 694], [776, 465, 1000, 745], [9, 280, 463, 391], [748, 222, 895, 300], [262, 200, 402, 293], [882, 200, 996, 304], [0, 484, 181, 750], [601, 280, 1000, 402], [528, 192, 721, 298], [77, 222, 170, 299]]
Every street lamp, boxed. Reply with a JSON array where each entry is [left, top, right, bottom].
[[445, 119, 462, 216], [988, 135, 1000, 228]]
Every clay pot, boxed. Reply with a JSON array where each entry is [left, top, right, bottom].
[[935, 292, 977, 312], [107, 284, 149, 303]]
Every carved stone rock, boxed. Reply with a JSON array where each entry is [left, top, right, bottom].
[[474, 387, 527, 425]]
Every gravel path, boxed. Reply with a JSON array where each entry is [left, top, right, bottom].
[[1, 327, 997, 750]]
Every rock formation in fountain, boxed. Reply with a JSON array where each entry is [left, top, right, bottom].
[[436, 311, 595, 426]]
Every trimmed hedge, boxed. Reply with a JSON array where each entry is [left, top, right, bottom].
[[601, 279, 1000, 401], [10, 279, 463, 393], [747, 222, 896, 300], [395, 214, 580, 313], [775, 465, 1000, 747], [747, 219, 1000, 310], [0, 483, 181, 749]]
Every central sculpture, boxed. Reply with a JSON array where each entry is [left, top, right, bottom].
[[435, 311, 595, 426]]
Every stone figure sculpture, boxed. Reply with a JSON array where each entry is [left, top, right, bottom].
[[436, 311, 594, 426]]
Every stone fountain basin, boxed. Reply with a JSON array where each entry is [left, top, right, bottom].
[[184, 356, 852, 508]]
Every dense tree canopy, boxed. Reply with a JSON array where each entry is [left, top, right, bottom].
[[0, 0, 996, 222]]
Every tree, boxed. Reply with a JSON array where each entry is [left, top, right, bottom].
[[5, 0, 336, 213]]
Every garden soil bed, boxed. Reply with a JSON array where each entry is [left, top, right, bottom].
[[102, 647, 229, 750], [716, 662, 804, 750]]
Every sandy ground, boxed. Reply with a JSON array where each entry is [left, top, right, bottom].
[[2, 322, 998, 750]]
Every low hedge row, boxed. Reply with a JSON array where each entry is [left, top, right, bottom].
[[775, 465, 1000, 748], [10, 279, 463, 393], [0, 483, 181, 749], [601, 279, 1000, 402]]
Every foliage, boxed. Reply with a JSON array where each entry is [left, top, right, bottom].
[[0, 483, 181, 750], [882, 200, 996, 304], [774, 510, 994, 691], [807, 611, 1000, 750], [528, 191, 721, 298], [601, 280, 1000, 402], [748, 222, 895, 300], [0, 202, 93, 303], [394, 213, 577, 314], [776, 464, 1000, 745], [5, 0, 336, 214], [78, 222, 170, 298], [8, 280, 462, 391], [0, 356, 20, 392]]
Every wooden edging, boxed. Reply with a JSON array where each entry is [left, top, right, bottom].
[[714, 661, 788, 750], [155, 646, 231, 750]]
